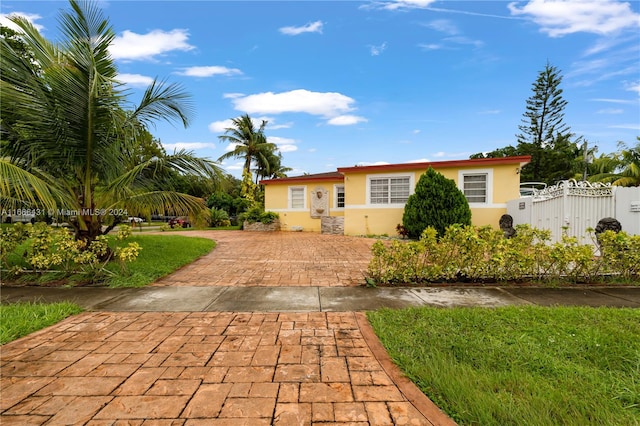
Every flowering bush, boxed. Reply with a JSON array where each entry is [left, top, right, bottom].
[[1, 223, 141, 280]]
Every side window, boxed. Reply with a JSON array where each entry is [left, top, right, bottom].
[[335, 185, 345, 208]]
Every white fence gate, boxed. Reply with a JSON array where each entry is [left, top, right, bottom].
[[507, 180, 640, 245]]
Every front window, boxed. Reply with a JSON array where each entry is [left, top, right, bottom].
[[463, 173, 487, 203], [370, 177, 410, 204], [290, 187, 305, 209]]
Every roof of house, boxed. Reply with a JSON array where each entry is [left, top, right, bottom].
[[260, 171, 344, 185], [260, 156, 531, 184], [336, 155, 532, 174]]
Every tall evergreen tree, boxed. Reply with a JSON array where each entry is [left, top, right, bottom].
[[516, 62, 572, 183]]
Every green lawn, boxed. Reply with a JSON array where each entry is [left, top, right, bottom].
[[106, 234, 216, 287], [0, 302, 83, 344], [3, 234, 216, 288], [367, 306, 640, 426]]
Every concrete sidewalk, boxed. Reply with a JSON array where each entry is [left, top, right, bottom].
[[2, 285, 640, 311]]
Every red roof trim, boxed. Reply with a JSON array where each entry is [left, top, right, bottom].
[[336, 155, 531, 173], [260, 173, 344, 185], [260, 156, 532, 185]]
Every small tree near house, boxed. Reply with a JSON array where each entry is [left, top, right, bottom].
[[402, 167, 471, 238]]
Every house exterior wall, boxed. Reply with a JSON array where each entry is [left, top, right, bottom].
[[263, 179, 344, 232], [341, 163, 522, 236], [262, 156, 528, 236]]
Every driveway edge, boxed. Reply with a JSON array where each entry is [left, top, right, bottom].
[[355, 312, 457, 426]]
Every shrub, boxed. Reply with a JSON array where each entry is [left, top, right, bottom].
[[366, 224, 639, 285], [240, 206, 279, 224], [402, 167, 471, 238], [210, 207, 231, 227]]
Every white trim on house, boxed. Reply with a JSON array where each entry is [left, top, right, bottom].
[[288, 185, 307, 210], [366, 173, 415, 207], [458, 168, 493, 205]]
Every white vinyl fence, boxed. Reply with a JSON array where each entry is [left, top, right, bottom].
[[507, 180, 640, 245]]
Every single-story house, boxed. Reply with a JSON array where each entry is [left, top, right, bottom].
[[260, 155, 531, 236]]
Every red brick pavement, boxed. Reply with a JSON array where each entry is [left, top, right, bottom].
[[152, 231, 376, 287], [1, 311, 454, 425]]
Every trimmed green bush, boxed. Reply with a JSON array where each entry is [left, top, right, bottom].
[[366, 225, 640, 285], [402, 167, 471, 238]]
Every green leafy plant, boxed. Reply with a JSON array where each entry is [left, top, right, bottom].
[[402, 167, 471, 238], [366, 224, 639, 285], [239, 206, 279, 224], [210, 207, 231, 227]]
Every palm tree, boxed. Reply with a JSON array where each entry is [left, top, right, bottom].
[[256, 151, 292, 180], [0, 0, 220, 241], [589, 140, 640, 187], [217, 114, 277, 178]]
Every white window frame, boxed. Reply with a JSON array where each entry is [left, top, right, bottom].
[[334, 184, 345, 210], [366, 173, 414, 206], [458, 169, 493, 205], [288, 186, 307, 210]]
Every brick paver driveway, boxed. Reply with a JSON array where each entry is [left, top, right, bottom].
[[153, 231, 376, 287], [1, 231, 455, 425]]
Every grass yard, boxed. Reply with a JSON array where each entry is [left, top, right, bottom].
[[0, 302, 83, 344], [367, 306, 640, 426], [106, 234, 216, 287]]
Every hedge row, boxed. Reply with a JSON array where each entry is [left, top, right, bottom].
[[366, 224, 640, 285]]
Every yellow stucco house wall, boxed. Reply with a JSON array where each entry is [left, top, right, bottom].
[[261, 156, 531, 235]]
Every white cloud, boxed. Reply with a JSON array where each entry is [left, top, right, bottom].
[[162, 142, 216, 151], [110, 29, 195, 61], [479, 109, 501, 115], [369, 42, 388, 56], [407, 158, 430, 163], [231, 89, 356, 118], [208, 119, 234, 133], [412, 129, 421, 134], [444, 36, 484, 48], [279, 20, 323, 35], [223, 93, 245, 99], [378, 0, 437, 10], [596, 108, 624, 114], [221, 161, 244, 171], [419, 43, 445, 50], [609, 123, 640, 130], [269, 136, 299, 153], [356, 161, 391, 166], [176, 66, 242, 77], [423, 19, 459, 35], [1, 12, 44, 32], [117, 73, 154, 88], [224, 142, 240, 152], [327, 115, 368, 126], [590, 98, 636, 104], [508, 0, 640, 37], [625, 81, 640, 94]]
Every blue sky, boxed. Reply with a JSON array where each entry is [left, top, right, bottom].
[[2, 0, 639, 178]]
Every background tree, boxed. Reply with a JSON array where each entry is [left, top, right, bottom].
[[471, 62, 581, 185], [0, 0, 220, 241], [588, 139, 640, 187], [402, 168, 471, 238], [217, 114, 279, 202]]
